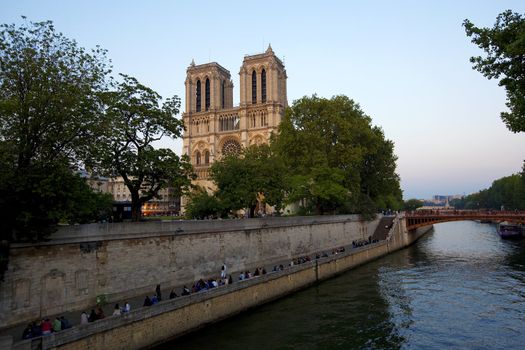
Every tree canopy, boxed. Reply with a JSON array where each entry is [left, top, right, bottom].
[[0, 19, 112, 240], [209, 144, 287, 217], [272, 95, 402, 215], [91, 75, 194, 221], [464, 10, 525, 133], [451, 173, 525, 210], [403, 199, 424, 211]]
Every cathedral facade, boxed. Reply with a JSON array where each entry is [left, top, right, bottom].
[[182, 45, 287, 191]]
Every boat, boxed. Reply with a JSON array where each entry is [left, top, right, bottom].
[[497, 222, 523, 239]]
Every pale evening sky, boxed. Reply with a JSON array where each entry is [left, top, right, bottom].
[[2, 0, 524, 199]]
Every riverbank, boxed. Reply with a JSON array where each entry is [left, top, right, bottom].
[[2, 216, 432, 350]]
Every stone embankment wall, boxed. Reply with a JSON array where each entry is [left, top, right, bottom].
[[0, 215, 378, 330], [5, 216, 432, 350]]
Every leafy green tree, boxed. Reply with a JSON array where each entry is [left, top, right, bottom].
[[403, 199, 424, 211], [91, 75, 194, 221], [210, 144, 287, 217], [185, 187, 223, 219], [0, 19, 112, 241], [452, 173, 525, 210], [464, 11, 525, 133], [273, 95, 402, 215]]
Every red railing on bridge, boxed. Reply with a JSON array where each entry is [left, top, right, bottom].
[[404, 210, 525, 231]]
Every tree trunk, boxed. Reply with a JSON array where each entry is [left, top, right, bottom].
[[315, 199, 322, 215], [131, 192, 142, 221]]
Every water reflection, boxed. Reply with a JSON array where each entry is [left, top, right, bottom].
[[161, 221, 525, 350]]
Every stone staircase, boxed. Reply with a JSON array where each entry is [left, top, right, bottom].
[[372, 216, 395, 241]]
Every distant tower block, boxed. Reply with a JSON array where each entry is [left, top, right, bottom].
[[181, 46, 288, 198]]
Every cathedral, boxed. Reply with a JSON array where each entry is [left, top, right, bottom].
[[182, 45, 288, 191]]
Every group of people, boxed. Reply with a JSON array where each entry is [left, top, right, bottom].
[[238, 266, 267, 280], [22, 316, 71, 339], [21, 239, 387, 340], [352, 236, 379, 248], [143, 284, 163, 306]]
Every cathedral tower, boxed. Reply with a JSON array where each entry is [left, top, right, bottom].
[[182, 46, 287, 195]]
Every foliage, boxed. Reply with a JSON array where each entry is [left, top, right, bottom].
[[403, 198, 424, 211], [272, 95, 402, 215], [0, 19, 112, 241], [451, 174, 525, 210], [210, 144, 288, 217], [185, 187, 223, 219], [464, 11, 525, 133], [91, 75, 194, 221], [0, 162, 113, 241]]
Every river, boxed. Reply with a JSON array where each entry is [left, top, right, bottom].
[[161, 221, 525, 349]]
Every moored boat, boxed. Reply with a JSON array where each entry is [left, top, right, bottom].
[[497, 222, 523, 239]]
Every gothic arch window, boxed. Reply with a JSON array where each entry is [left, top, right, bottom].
[[196, 80, 201, 112], [222, 139, 241, 156], [261, 69, 267, 103], [221, 80, 225, 109], [196, 151, 201, 165], [205, 78, 210, 111], [252, 70, 257, 104], [204, 150, 210, 164]]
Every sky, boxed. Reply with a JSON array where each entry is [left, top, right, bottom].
[[2, 0, 525, 199]]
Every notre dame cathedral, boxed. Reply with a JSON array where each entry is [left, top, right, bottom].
[[182, 45, 287, 192]]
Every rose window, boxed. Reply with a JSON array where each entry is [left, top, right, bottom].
[[222, 139, 241, 156]]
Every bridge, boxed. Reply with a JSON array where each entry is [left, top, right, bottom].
[[404, 210, 525, 230]]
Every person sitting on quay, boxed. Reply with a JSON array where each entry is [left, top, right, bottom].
[[151, 294, 159, 305], [41, 318, 52, 335], [95, 306, 105, 320], [31, 321, 42, 338], [88, 309, 97, 323], [22, 323, 33, 340], [228, 275, 233, 285], [113, 303, 121, 316], [143, 295, 152, 306], [155, 284, 162, 301], [60, 316, 71, 329], [123, 301, 131, 313], [52, 317, 62, 332], [80, 311, 89, 325], [169, 289, 178, 299], [181, 285, 191, 296]]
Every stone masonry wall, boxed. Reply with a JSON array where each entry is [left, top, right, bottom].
[[5, 216, 433, 350], [0, 215, 379, 329]]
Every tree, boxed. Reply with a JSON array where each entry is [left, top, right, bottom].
[[464, 11, 525, 133], [0, 19, 112, 241], [272, 95, 402, 215], [403, 199, 424, 211], [92, 75, 194, 221], [185, 187, 223, 219], [210, 144, 288, 217], [452, 173, 525, 210]]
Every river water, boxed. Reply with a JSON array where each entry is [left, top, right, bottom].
[[162, 221, 525, 349]]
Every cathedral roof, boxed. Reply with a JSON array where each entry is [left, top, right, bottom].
[[243, 45, 284, 67], [186, 61, 231, 75]]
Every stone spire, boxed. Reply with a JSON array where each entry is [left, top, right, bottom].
[[190, 58, 195, 67], [266, 44, 273, 54]]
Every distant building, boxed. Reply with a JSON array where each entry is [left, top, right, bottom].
[[85, 175, 180, 217], [422, 194, 464, 207]]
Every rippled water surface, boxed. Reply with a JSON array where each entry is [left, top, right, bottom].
[[161, 221, 525, 349]]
